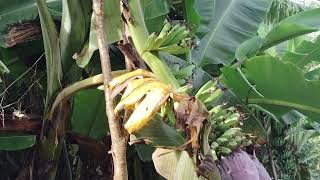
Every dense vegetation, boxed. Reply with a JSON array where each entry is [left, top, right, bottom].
[[0, 0, 320, 179]]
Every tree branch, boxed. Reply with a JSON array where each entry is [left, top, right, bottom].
[[92, 0, 128, 179]]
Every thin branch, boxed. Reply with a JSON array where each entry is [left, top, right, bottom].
[[268, 143, 278, 180], [92, 0, 128, 179]]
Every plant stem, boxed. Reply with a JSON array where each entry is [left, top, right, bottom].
[[126, 0, 180, 89], [92, 0, 128, 179]]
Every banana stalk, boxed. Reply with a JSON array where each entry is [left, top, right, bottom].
[[127, 0, 180, 89]]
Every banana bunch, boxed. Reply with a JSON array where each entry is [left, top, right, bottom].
[[144, 20, 193, 54], [109, 69, 186, 134], [195, 80, 223, 107], [207, 105, 251, 160]]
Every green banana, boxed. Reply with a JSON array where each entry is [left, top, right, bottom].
[[169, 28, 190, 45], [218, 147, 232, 155], [151, 21, 172, 49], [211, 142, 219, 149], [196, 80, 223, 105], [225, 140, 238, 149], [145, 32, 157, 51], [235, 135, 245, 144], [152, 33, 168, 50], [162, 25, 186, 46], [203, 89, 222, 106], [216, 114, 240, 131], [220, 127, 242, 138], [175, 65, 195, 79], [216, 137, 229, 145], [176, 83, 193, 94], [211, 150, 218, 161], [196, 80, 216, 97], [162, 23, 180, 45], [157, 43, 187, 54]]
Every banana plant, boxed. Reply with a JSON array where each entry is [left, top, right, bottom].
[[221, 7, 320, 180], [2, 0, 320, 179]]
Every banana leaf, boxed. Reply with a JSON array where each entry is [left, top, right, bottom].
[[222, 55, 320, 124], [71, 89, 108, 140], [134, 115, 186, 148], [0, 0, 61, 47], [236, 8, 320, 61], [74, 0, 123, 68], [0, 134, 36, 150], [191, 0, 272, 66]]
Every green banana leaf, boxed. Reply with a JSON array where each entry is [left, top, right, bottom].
[[0, 0, 61, 47], [191, 0, 272, 66], [134, 115, 186, 148], [0, 134, 36, 150], [59, 0, 91, 73], [282, 36, 320, 72], [222, 55, 320, 123], [74, 0, 123, 68], [236, 8, 320, 61], [134, 144, 155, 162], [264, 0, 305, 25], [194, 0, 214, 38], [71, 89, 108, 140], [36, 0, 62, 106], [183, 0, 200, 31], [142, 0, 169, 33], [142, 0, 169, 19]]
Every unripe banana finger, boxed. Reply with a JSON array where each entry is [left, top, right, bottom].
[[196, 81, 216, 97], [216, 118, 239, 131], [196, 87, 221, 106], [220, 127, 242, 139], [170, 47, 190, 54], [218, 147, 232, 155], [211, 142, 219, 149], [162, 24, 180, 46], [145, 32, 157, 51], [157, 43, 183, 53], [163, 26, 187, 45], [159, 21, 171, 37], [170, 29, 190, 45], [153, 33, 168, 50], [225, 140, 238, 149], [216, 137, 228, 145], [175, 65, 195, 79], [211, 150, 218, 161], [176, 84, 193, 94]]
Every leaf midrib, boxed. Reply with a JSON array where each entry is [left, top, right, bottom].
[[198, 0, 235, 61], [247, 98, 320, 114]]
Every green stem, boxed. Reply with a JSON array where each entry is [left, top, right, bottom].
[[49, 70, 125, 120], [127, 0, 180, 89], [141, 52, 180, 89]]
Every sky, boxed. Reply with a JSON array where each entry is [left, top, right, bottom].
[[291, 0, 320, 7]]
